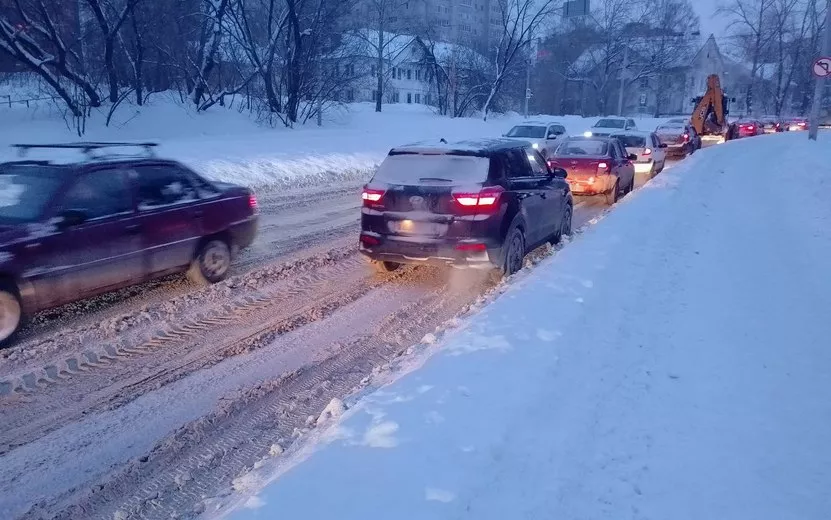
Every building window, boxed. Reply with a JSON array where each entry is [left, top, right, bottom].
[[407, 69, 412, 80], [416, 69, 422, 81], [371, 64, 376, 76], [347, 89, 354, 102], [415, 93, 421, 103], [639, 77, 649, 88], [407, 92, 412, 103]]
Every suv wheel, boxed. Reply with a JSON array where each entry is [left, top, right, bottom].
[[373, 261, 401, 273], [0, 285, 22, 347], [502, 228, 525, 276], [551, 204, 573, 244], [188, 239, 232, 285]]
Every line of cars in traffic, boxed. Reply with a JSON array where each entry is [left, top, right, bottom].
[[358, 115, 705, 280]]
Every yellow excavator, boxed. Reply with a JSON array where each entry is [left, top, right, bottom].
[[690, 74, 737, 143]]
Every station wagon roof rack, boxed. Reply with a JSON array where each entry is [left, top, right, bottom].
[[12, 141, 158, 159]]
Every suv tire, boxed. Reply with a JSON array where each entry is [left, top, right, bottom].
[[188, 239, 232, 285], [502, 227, 525, 276], [551, 204, 573, 244], [374, 261, 401, 273], [0, 284, 22, 348]]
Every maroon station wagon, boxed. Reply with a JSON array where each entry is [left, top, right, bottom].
[[0, 142, 258, 345]]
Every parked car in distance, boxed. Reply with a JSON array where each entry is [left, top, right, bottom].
[[611, 131, 668, 178], [548, 136, 636, 205], [759, 115, 784, 133], [587, 116, 638, 137], [0, 142, 259, 346], [734, 118, 765, 138], [503, 121, 567, 157], [785, 117, 809, 131], [655, 120, 701, 157], [359, 139, 573, 276]]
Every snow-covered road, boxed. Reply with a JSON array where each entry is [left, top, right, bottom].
[[208, 133, 831, 520], [0, 177, 610, 519]]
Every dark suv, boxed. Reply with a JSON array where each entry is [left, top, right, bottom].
[[0, 142, 258, 345], [359, 139, 573, 275]]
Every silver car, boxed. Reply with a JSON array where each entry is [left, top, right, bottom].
[[587, 116, 637, 137], [504, 121, 567, 157], [611, 130, 668, 178]]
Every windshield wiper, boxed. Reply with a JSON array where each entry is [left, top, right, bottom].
[[419, 177, 454, 182]]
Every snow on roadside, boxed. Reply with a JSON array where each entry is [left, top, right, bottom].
[[214, 132, 831, 519], [0, 94, 668, 189]]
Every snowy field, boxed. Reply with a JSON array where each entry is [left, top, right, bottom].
[[209, 131, 831, 519], [1, 94, 668, 189]]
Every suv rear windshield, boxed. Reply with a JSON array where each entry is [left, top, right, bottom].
[[0, 164, 65, 223], [612, 135, 646, 148], [506, 125, 546, 138], [657, 123, 684, 130], [555, 140, 609, 156], [373, 153, 490, 184], [594, 119, 625, 128]]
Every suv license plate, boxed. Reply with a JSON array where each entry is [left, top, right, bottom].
[[388, 220, 449, 236]]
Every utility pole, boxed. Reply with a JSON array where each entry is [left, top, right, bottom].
[[809, 0, 831, 140], [617, 44, 629, 116], [524, 56, 531, 118]]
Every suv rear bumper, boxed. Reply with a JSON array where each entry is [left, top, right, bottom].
[[359, 234, 502, 269]]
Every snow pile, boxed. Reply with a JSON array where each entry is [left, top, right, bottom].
[[0, 92, 668, 189], [218, 131, 831, 519]]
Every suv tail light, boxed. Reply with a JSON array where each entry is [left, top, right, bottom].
[[452, 186, 504, 214], [248, 193, 258, 211], [679, 133, 689, 143], [597, 162, 609, 174], [362, 187, 385, 207], [642, 148, 652, 156]]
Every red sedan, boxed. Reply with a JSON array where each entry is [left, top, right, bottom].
[[548, 136, 636, 205]]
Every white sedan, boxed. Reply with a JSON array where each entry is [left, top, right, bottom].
[[610, 130, 667, 178]]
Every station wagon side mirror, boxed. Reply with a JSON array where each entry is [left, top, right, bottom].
[[549, 166, 567, 178], [57, 208, 88, 229], [659, 143, 668, 148]]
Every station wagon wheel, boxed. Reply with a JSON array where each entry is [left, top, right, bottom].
[[552, 204, 573, 244], [188, 239, 232, 285], [373, 261, 401, 273], [502, 228, 525, 276], [0, 286, 22, 347]]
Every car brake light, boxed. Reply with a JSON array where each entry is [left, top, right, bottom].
[[455, 243, 487, 252], [798, 122, 806, 126], [597, 162, 609, 173], [643, 148, 652, 156], [248, 193, 258, 210], [360, 234, 380, 246], [362, 187, 385, 207], [452, 186, 504, 213], [682, 133, 690, 142]]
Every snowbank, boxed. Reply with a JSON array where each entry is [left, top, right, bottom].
[[0, 92, 668, 189], [216, 131, 831, 519]]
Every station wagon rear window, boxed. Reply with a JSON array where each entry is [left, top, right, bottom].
[[373, 154, 491, 184], [506, 125, 547, 138], [0, 165, 65, 223], [555, 140, 609, 156]]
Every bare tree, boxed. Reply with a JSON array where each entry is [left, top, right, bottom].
[[720, 0, 778, 114], [84, 0, 142, 103], [422, 39, 491, 117], [482, 0, 559, 119], [0, 0, 102, 114], [191, 0, 233, 106]]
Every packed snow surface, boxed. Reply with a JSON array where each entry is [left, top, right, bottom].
[[0, 93, 668, 188], [220, 132, 831, 519]]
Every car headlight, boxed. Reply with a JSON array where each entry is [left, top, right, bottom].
[[583, 131, 593, 137], [532, 142, 539, 149]]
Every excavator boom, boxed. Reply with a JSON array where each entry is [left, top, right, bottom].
[[690, 74, 731, 139]]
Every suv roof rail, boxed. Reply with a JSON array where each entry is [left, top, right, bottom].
[[12, 141, 158, 159]]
